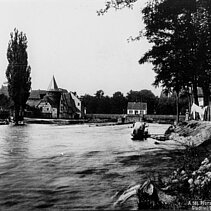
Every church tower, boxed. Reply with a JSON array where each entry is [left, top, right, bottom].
[[46, 76, 61, 118]]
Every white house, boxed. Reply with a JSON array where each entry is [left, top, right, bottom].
[[127, 102, 147, 115]]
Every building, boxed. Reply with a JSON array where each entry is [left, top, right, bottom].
[[26, 76, 84, 119], [26, 89, 47, 108], [59, 92, 80, 119], [70, 92, 83, 118], [0, 85, 9, 97], [127, 102, 147, 115]]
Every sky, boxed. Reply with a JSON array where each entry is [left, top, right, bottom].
[[0, 0, 162, 97]]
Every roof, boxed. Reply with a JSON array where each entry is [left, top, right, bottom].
[[43, 95, 59, 108], [127, 102, 147, 110], [70, 92, 81, 113], [26, 99, 41, 107], [62, 93, 78, 113], [29, 90, 47, 100], [70, 91, 79, 99], [47, 76, 59, 91], [59, 88, 68, 93]]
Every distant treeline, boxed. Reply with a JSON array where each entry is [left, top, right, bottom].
[[0, 89, 189, 116], [81, 89, 189, 115]]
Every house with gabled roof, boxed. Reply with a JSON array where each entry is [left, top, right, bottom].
[[26, 76, 84, 119], [37, 95, 59, 118], [26, 89, 47, 108], [127, 102, 147, 115]]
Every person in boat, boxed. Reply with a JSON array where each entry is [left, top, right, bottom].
[[132, 121, 148, 140]]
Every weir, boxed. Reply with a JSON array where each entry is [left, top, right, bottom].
[[85, 113, 185, 124]]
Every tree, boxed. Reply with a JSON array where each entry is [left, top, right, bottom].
[[156, 91, 189, 115], [194, 0, 211, 106], [157, 94, 177, 115], [139, 0, 199, 122], [0, 94, 10, 110], [99, 0, 211, 123], [111, 91, 127, 114], [97, 0, 138, 16], [6, 29, 31, 124], [82, 91, 127, 114], [140, 0, 211, 122], [95, 90, 104, 99]]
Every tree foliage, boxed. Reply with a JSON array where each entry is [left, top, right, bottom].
[[111, 91, 128, 114], [97, 0, 138, 16], [140, 0, 211, 106], [0, 94, 10, 110], [99, 0, 211, 117], [82, 89, 160, 114], [156, 91, 189, 115], [82, 89, 190, 115], [6, 29, 31, 124], [82, 90, 127, 114]]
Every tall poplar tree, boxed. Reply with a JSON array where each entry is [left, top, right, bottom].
[[6, 29, 31, 124]]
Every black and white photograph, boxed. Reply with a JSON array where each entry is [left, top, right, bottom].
[[0, 0, 211, 210]]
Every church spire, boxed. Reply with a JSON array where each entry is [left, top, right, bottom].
[[47, 75, 59, 91]]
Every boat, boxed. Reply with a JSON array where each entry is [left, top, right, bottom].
[[131, 130, 150, 140], [131, 122, 150, 140]]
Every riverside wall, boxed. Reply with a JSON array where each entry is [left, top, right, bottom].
[[85, 114, 185, 124]]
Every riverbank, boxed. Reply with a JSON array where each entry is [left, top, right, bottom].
[[150, 120, 211, 150], [115, 120, 211, 210], [85, 114, 186, 124], [23, 117, 133, 126], [2, 113, 185, 126], [24, 118, 89, 125]]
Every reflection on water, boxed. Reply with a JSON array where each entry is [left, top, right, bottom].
[[0, 123, 174, 210]]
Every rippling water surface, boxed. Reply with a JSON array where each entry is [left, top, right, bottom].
[[0, 123, 173, 210]]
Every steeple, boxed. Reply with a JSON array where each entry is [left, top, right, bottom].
[[47, 75, 59, 91], [46, 75, 61, 118]]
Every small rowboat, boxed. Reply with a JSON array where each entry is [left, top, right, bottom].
[[131, 122, 150, 141]]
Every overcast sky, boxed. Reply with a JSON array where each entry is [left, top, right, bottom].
[[0, 0, 161, 97]]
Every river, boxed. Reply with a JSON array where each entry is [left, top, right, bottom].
[[0, 123, 176, 210]]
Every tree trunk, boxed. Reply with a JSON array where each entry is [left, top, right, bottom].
[[20, 106, 24, 121], [192, 82, 199, 105], [202, 85, 210, 106], [176, 91, 179, 125], [14, 106, 20, 125], [188, 94, 192, 114]]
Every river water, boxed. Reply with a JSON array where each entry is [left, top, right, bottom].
[[0, 123, 176, 210]]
